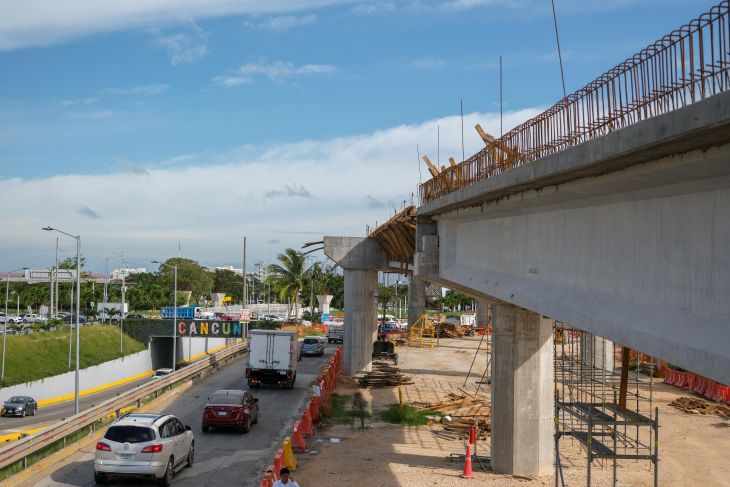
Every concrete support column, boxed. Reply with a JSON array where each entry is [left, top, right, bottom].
[[316, 295, 333, 315], [476, 299, 491, 327], [343, 269, 378, 375], [491, 304, 553, 477], [581, 332, 615, 372], [407, 275, 425, 328]]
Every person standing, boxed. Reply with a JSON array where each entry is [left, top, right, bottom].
[[273, 467, 300, 487]]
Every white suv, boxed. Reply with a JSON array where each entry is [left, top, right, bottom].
[[94, 413, 194, 485]]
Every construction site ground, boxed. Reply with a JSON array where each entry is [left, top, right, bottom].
[[292, 336, 730, 487]]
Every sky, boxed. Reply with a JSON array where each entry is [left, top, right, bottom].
[[0, 0, 719, 273]]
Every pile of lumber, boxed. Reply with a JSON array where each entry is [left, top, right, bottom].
[[355, 362, 413, 388], [412, 393, 491, 439], [669, 396, 730, 419], [437, 323, 465, 338]]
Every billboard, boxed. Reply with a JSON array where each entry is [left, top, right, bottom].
[[177, 320, 245, 338]]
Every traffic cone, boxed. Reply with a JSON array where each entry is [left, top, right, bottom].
[[461, 443, 473, 479], [469, 426, 475, 445]]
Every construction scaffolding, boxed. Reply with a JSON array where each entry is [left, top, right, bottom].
[[553, 323, 659, 487]]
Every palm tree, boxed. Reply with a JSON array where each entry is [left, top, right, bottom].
[[267, 248, 306, 319]]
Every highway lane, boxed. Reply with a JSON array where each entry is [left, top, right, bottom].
[[0, 375, 153, 435], [26, 344, 335, 487]]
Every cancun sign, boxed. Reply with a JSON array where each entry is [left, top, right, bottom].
[[177, 321, 244, 338]]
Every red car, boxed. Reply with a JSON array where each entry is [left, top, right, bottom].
[[201, 389, 259, 433]]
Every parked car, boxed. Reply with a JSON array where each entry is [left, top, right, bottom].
[[0, 313, 22, 325], [126, 314, 147, 319], [94, 413, 194, 485], [214, 312, 235, 321], [21, 313, 46, 323], [201, 389, 259, 433], [152, 368, 173, 380], [2, 396, 37, 417], [300, 337, 324, 357], [56, 312, 71, 319], [261, 314, 284, 322], [444, 316, 461, 326], [61, 314, 87, 324]]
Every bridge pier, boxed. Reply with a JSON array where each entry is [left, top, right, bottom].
[[491, 304, 553, 477], [343, 269, 378, 374], [581, 332, 614, 372], [407, 274, 425, 329]]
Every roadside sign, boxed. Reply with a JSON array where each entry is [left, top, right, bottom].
[[240, 309, 253, 322]]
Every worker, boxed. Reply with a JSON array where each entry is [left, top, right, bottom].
[[273, 467, 300, 487]]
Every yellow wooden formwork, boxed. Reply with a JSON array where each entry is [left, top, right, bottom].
[[409, 314, 436, 348]]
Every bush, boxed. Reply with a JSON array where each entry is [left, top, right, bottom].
[[380, 404, 438, 425]]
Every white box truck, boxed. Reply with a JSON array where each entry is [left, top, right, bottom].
[[245, 329, 299, 388], [327, 322, 344, 344]]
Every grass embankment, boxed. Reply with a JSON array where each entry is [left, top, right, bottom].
[[326, 393, 438, 426], [0, 325, 146, 387]]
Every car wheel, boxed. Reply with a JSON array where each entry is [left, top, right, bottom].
[[186, 442, 194, 468], [252, 409, 259, 425], [21, 408, 26, 418], [202, 425, 209, 433], [159, 457, 174, 486], [32, 406, 37, 416], [241, 416, 251, 434], [94, 471, 108, 484]]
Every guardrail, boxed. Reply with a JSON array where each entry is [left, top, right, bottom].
[[419, 1, 730, 205], [0, 342, 247, 474]]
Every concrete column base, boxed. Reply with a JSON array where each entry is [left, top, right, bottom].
[[491, 305, 553, 477], [407, 275, 425, 329], [343, 269, 378, 375], [581, 332, 615, 372], [476, 299, 491, 327]]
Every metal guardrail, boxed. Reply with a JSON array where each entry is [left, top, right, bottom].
[[0, 342, 246, 472], [419, 1, 730, 205]]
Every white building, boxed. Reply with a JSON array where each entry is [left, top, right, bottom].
[[111, 268, 146, 280]]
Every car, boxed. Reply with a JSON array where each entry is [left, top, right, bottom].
[[152, 368, 174, 380], [21, 313, 46, 323], [261, 314, 284, 322], [300, 337, 324, 357], [56, 312, 71, 319], [126, 314, 147, 319], [61, 314, 87, 324], [201, 389, 259, 433], [94, 413, 194, 485], [2, 396, 37, 417], [214, 312, 235, 321], [0, 313, 22, 325], [444, 316, 461, 326]]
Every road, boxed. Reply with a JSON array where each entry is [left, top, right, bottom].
[[0, 375, 152, 436], [23, 344, 335, 487]]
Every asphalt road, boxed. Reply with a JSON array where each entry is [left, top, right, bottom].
[[0, 375, 153, 435], [25, 344, 335, 487]]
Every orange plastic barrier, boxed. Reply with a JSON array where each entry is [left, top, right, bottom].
[[300, 408, 314, 437], [274, 449, 284, 478], [292, 420, 309, 452]]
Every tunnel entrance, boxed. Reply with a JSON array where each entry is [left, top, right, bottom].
[[149, 336, 185, 369]]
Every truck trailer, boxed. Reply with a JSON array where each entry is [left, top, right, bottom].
[[245, 329, 299, 388]]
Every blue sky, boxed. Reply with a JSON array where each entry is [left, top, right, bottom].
[[0, 0, 719, 273]]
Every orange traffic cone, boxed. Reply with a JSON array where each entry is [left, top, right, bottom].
[[461, 443, 473, 479]]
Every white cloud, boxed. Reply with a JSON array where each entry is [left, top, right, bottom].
[[350, 3, 396, 14], [214, 59, 336, 86], [0, 107, 541, 271], [102, 84, 170, 96], [409, 58, 445, 69], [61, 97, 99, 107], [0, 0, 354, 51], [244, 14, 318, 31], [148, 24, 208, 66]]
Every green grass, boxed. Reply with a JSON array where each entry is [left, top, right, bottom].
[[380, 404, 439, 425], [325, 393, 360, 424], [0, 325, 146, 387]]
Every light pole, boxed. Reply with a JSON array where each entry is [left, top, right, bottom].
[[3, 267, 27, 381], [152, 261, 178, 371], [43, 227, 81, 415], [101, 257, 109, 324]]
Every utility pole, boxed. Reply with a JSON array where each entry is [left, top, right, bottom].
[[120, 257, 126, 353]]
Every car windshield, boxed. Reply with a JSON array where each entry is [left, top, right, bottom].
[[6, 397, 23, 403], [154, 370, 170, 377], [209, 394, 242, 405], [104, 426, 155, 443], [303, 338, 319, 344]]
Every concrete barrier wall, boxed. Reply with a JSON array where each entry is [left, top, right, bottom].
[[0, 337, 229, 404]]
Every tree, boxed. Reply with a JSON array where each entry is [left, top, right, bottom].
[[58, 255, 86, 270], [212, 269, 244, 302], [376, 284, 394, 321], [157, 258, 214, 304], [267, 249, 306, 318]]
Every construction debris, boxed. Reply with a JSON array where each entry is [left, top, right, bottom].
[[437, 323, 465, 338], [412, 393, 491, 439], [669, 396, 730, 419], [354, 362, 413, 388]]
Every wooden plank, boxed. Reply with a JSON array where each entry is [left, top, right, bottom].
[[422, 155, 440, 177]]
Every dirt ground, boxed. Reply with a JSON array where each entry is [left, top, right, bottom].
[[291, 337, 730, 487]]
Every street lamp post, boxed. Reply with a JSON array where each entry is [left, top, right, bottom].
[[3, 267, 27, 381], [152, 261, 178, 371], [43, 227, 81, 415]]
